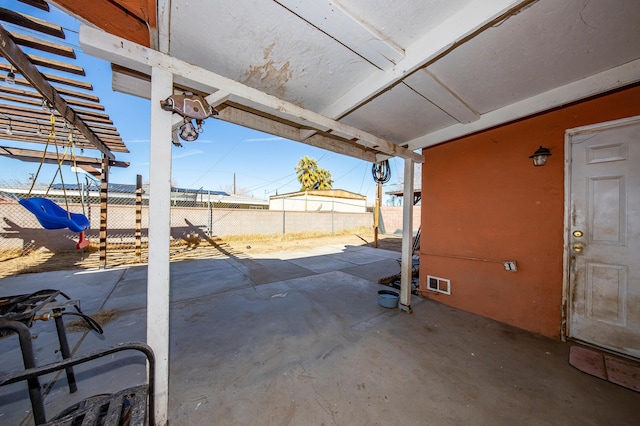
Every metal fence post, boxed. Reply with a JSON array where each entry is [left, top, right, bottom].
[[208, 190, 212, 238], [99, 154, 109, 269], [135, 174, 142, 258], [332, 200, 334, 235]]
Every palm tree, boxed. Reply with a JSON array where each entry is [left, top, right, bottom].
[[295, 156, 333, 190], [315, 168, 334, 189]]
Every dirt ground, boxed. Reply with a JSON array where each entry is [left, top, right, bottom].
[[0, 232, 402, 279]]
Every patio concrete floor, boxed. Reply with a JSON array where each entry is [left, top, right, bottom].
[[1, 244, 638, 425]]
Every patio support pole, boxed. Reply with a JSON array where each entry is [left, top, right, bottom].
[[399, 158, 414, 313], [147, 66, 173, 426]]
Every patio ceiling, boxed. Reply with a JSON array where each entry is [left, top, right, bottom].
[[52, 0, 640, 163], [0, 0, 129, 176]]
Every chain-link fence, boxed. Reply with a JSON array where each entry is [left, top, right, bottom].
[[0, 184, 374, 261]]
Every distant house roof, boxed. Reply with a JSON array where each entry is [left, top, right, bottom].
[[270, 189, 366, 200], [51, 182, 136, 193], [170, 187, 228, 196]]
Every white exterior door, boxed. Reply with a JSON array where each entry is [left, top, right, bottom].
[[567, 116, 640, 358]]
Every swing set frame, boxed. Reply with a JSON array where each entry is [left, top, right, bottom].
[[18, 113, 91, 249]]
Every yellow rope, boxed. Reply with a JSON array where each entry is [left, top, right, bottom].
[[69, 128, 86, 216], [26, 114, 81, 221], [26, 113, 56, 199]]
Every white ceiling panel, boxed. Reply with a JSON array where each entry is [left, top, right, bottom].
[[77, 0, 640, 160], [336, 0, 475, 47], [169, 0, 376, 111], [427, 0, 640, 115], [340, 82, 457, 142]]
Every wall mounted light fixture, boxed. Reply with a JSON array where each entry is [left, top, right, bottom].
[[529, 146, 551, 166]]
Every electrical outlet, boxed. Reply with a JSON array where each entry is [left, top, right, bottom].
[[503, 261, 517, 272]]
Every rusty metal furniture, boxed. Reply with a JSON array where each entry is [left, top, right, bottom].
[[0, 321, 154, 426], [0, 290, 104, 394], [0, 291, 153, 425]]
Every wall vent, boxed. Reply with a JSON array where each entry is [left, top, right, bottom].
[[427, 275, 451, 295]]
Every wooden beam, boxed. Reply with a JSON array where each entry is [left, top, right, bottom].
[[318, 0, 535, 120], [99, 153, 109, 268], [112, 64, 151, 98], [0, 24, 113, 159], [8, 129, 123, 146], [0, 77, 100, 102], [0, 7, 64, 38], [8, 31, 76, 58], [217, 105, 377, 162], [305, 133, 377, 163], [43, 73, 92, 90], [0, 92, 43, 107], [0, 96, 112, 127], [27, 53, 85, 76], [18, 0, 49, 11], [78, 164, 100, 177], [53, 86, 99, 103], [274, 0, 403, 70], [0, 105, 113, 128], [399, 158, 414, 311], [0, 64, 93, 90], [0, 89, 106, 115], [3, 114, 97, 134], [0, 103, 110, 121], [404, 70, 480, 124], [146, 0, 156, 29], [51, 0, 150, 47], [80, 25, 423, 163], [407, 59, 640, 150], [146, 65, 172, 426], [0, 133, 126, 152], [111, 0, 151, 23], [0, 145, 128, 167]]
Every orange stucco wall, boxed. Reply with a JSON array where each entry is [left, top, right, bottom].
[[420, 85, 640, 338]]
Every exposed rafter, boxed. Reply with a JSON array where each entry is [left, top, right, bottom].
[[80, 24, 424, 163], [404, 70, 479, 124], [0, 74, 100, 102], [8, 31, 75, 58], [18, 0, 49, 11], [26, 52, 85, 75], [0, 64, 93, 90], [0, 23, 114, 159], [316, 0, 535, 123], [274, 0, 403, 71], [0, 7, 64, 38], [0, 145, 128, 168], [0, 85, 104, 110], [406, 59, 640, 150], [296, 0, 532, 142], [50, 0, 151, 47], [216, 105, 378, 163]]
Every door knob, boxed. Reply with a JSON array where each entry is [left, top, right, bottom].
[[572, 243, 585, 253]]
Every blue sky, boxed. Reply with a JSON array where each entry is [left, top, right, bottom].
[[0, 2, 407, 203]]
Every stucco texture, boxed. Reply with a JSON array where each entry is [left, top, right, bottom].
[[420, 84, 640, 338]]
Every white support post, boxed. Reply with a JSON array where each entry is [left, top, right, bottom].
[[399, 158, 414, 313], [147, 66, 173, 426]]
